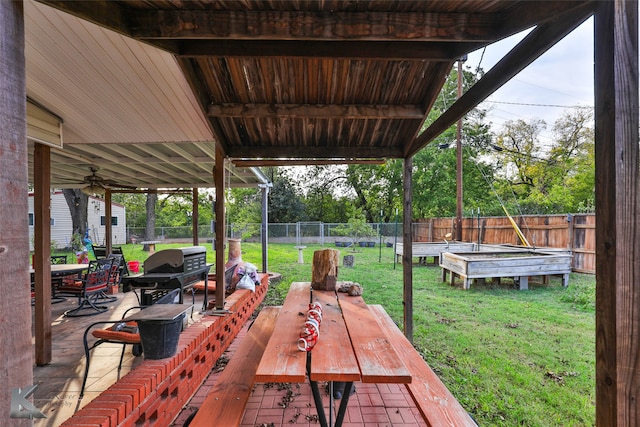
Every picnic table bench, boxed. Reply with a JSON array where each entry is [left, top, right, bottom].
[[187, 282, 477, 427], [187, 306, 280, 427]]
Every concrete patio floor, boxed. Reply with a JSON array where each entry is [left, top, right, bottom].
[[33, 290, 429, 427]]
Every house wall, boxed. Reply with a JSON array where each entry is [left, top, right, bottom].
[[28, 191, 126, 249]]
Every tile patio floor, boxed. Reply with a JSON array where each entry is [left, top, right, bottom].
[[33, 291, 428, 427]]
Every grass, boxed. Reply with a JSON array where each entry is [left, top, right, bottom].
[[54, 242, 596, 426]]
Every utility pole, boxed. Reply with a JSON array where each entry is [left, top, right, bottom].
[[455, 55, 466, 241]]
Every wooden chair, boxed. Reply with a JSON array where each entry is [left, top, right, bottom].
[[58, 258, 114, 317], [80, 288, 180, 397]]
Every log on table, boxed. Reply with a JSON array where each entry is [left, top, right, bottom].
[[312, 249, 339, 290]]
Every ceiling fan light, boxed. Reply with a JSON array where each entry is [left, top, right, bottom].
[[82, 183, 105, 196]]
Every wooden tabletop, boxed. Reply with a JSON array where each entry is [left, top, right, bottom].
[[124, 304, 192, 322], [256, 282, 411, 385], [30, 263, 89, 276]]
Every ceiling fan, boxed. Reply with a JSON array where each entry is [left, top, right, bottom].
[[81, 166, 136, 196]]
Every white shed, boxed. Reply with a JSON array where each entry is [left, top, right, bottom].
[[28, 191, 127, 249]]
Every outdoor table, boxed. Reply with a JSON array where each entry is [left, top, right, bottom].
[[256, 282, 411, 427], [31, 263, 90, 302], [30, 263, 89, 277], [124, 303, 192, 359], [140, 240, 160, 254]]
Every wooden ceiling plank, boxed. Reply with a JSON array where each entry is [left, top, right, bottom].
[[208, 103, 425, 119], [177, 57, 232, 157], [130, 10, 501, 42], [407, 3, 595, 157]]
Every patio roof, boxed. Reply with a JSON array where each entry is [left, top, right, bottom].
[[25, 0, 268, 190], [28, 0, 595, 189]]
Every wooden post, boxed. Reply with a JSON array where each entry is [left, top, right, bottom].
[[260, 184, 269, 273], [192, 187, 199, 246], [105, 188, 112, 255], [34, 143, 52, 365], [403, 156, 413, 342], [594, 1, 640, 425], [311, 249, 339, 291], [214, 144, 226, 310], [0, 1, 34, 421]]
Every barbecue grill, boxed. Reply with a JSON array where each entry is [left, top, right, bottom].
[[123, 246, 212, 308]]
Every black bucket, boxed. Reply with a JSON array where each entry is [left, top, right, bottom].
[[137, 314, 184, 359]]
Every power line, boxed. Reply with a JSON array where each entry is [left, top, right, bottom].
[[483, 100, 593, 109]]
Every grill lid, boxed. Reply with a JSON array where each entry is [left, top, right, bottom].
[[144, 246, 207, 273]]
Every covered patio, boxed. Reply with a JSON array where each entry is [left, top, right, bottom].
[[1, 1, 637, 426], [32, 289, 429, 427]]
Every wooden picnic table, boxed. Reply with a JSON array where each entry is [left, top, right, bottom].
[[256, 281, 411, 427]]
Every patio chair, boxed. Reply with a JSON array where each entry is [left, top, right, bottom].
[[58, 258, 114, 317], [50, 255, 69, 303], [79, 288, 180, 397], [50, 255, 67, 264]]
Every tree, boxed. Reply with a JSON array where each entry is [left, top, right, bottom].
[[145, 192, 157, 241], [490, 108, 594, 214], [264, 168, 306, 223], [333, 208, 377, 249], [62, 189, 89, 250]]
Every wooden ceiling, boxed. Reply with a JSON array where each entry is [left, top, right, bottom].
[[31, 0, 595, 186]]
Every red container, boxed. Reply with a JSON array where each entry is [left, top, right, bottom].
[[127, 260, 140, 273]]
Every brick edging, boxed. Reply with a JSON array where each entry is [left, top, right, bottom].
[[61, 277, 268, 427]]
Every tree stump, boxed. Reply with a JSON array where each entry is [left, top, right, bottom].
[[343, 255, 354, 268], [312, 249, 339, 290]]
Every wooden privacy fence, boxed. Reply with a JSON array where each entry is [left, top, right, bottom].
[[414, 214, 595, 274]]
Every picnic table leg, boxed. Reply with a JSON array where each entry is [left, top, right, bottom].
[[334, 382, 354, 427], [307, 355, 329, 427]]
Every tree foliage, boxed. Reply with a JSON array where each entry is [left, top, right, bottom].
[[490, 107, 594, 214]]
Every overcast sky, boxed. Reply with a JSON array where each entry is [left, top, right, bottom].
[[464, 17, 595, 145]]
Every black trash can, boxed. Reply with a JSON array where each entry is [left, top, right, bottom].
[[137, 314, 184, 359]]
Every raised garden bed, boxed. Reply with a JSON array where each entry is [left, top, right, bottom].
[[440, 250, 572, 290]]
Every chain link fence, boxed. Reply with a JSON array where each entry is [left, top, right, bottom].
[[126, 221, 416, 245]]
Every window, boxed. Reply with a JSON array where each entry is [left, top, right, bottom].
[[28, 213, 34, 226], [100, 216, 118, 226]]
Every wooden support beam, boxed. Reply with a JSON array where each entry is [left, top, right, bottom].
[[232, 159, 385, 167], [131, 10, 501, 41], [594, 1, 640, 425], [1, 6, 34, 416], [407, 3, 595, 156], [403, 156, 413, 342], [192, 188, 199, 246], [34, 143, 52, 366], [179, 40, 483, 61], [105, 188, 112, 254], [227, 145, 403, 159], [208, 103, 425, 120], [214, 145, 226, 311]]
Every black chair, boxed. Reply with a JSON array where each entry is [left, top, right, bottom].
[[58, 258, 114, 317], [91, 244, 107, 259], [80, 288, 180, 397], [50, 255, 69, 303]]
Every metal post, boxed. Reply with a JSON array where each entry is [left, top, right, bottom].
[[393, 208, 399, 270]]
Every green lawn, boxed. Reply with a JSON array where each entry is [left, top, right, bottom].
[[57, 241, 596, 426]]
